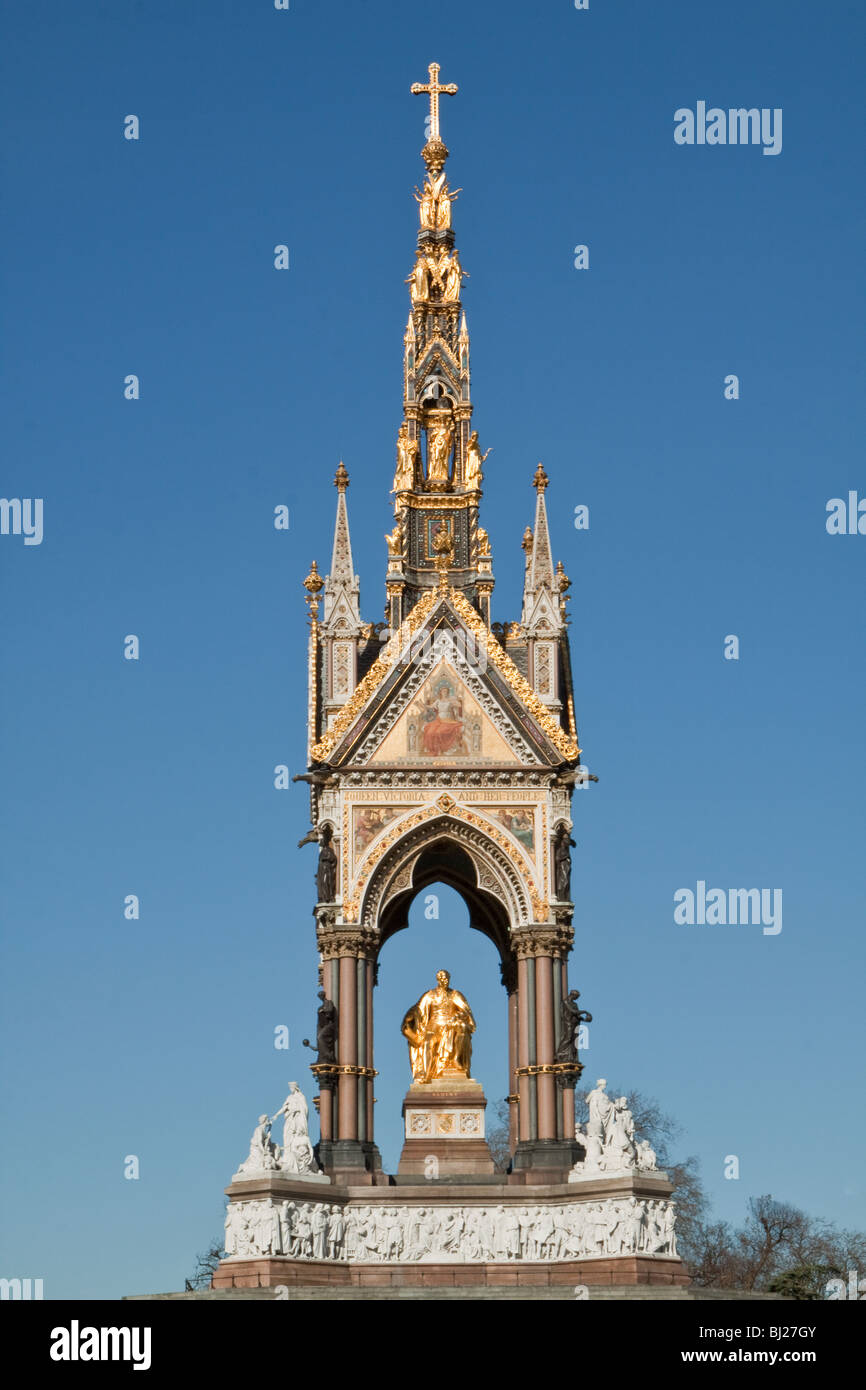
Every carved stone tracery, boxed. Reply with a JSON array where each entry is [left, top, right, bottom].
[[361, 814, 533, 932]]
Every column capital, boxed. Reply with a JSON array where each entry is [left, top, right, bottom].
[[511, 924, 574, 960], [316, 921, 379, 961]]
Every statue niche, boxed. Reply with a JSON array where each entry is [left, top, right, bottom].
[[423, 405, 455, 491]]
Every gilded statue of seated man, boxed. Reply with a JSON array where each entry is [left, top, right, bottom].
[[401, 969, 476, 1083]]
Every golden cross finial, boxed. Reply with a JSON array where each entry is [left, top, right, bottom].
[[411, 61, 458, 143]]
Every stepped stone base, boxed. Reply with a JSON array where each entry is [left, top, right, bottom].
[[127, 1284, 790, 1302], [212, 1256, 688, 1290]]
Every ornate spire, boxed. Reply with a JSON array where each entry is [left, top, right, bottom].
[[323, 462, 362, 633], [389, 60, 492, 622], [529, 464, 555, 593], [329, 462, 354, 581], [522, 465, 563, 654]]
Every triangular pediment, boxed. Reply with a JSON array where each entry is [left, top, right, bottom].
[[369, 658, 517, 765], [311, 589, 579, 767], [523, 588, 562, 636]]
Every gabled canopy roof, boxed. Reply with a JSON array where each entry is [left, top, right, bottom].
[[311, 587, 580, 766]]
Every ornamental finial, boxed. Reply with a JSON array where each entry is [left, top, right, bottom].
[[303, 560, 324, 618], [334, 461, 349, 491], [533, 462, 549, 492], [411, 61, 458, 173]]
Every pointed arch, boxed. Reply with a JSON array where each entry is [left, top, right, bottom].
[[360, 814, 531, 964]]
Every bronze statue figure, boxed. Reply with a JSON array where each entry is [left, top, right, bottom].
[[555, 990, 592, 1065], [554, 822, 576, 900], [303, 989, 338, 1065], [316, 824, 337, 903]]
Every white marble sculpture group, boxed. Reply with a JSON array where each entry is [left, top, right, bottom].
[[224, 1195, 677, 1263], [570, 1079, 660, 1180], [226, 1080, 677, 1265], [234, 1082, 324, 1179]]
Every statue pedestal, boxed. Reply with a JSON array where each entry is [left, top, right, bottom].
[[231, 1165, 331, 1185], [396, 1077, 497, 1182]]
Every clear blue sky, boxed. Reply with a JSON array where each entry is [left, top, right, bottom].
[[1, 0, 863, 1298]]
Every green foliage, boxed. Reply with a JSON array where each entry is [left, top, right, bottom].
[[767, 1265, 840, 1301]]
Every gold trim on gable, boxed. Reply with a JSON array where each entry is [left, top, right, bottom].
[[447, 589, 580, 762], [310, 586, 580, 764], [311, 589, 438, 761]]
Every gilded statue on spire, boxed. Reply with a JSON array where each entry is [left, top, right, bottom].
[[441, 251, 464, 301], [385, 523, 403, 559], [407, 249, 466, 305], [426, 417, 454, 488], [414, 170, 461, 230], [407, 254, 434, 303], [393, 422, 420, 492], [465, 430, 491, 489]]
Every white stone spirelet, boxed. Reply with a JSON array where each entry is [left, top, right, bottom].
[[570, 1081, 664, 1182], [223, 1196, 678, 1263]]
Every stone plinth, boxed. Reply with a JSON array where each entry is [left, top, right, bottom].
[[397, 1077, 496, 1181], [231, 1165, 331, 1186]]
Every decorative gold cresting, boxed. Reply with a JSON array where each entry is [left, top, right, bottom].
[[310, 582, 580, 764], [447, 588, 581, 761], [310, 588, 440, 761]]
